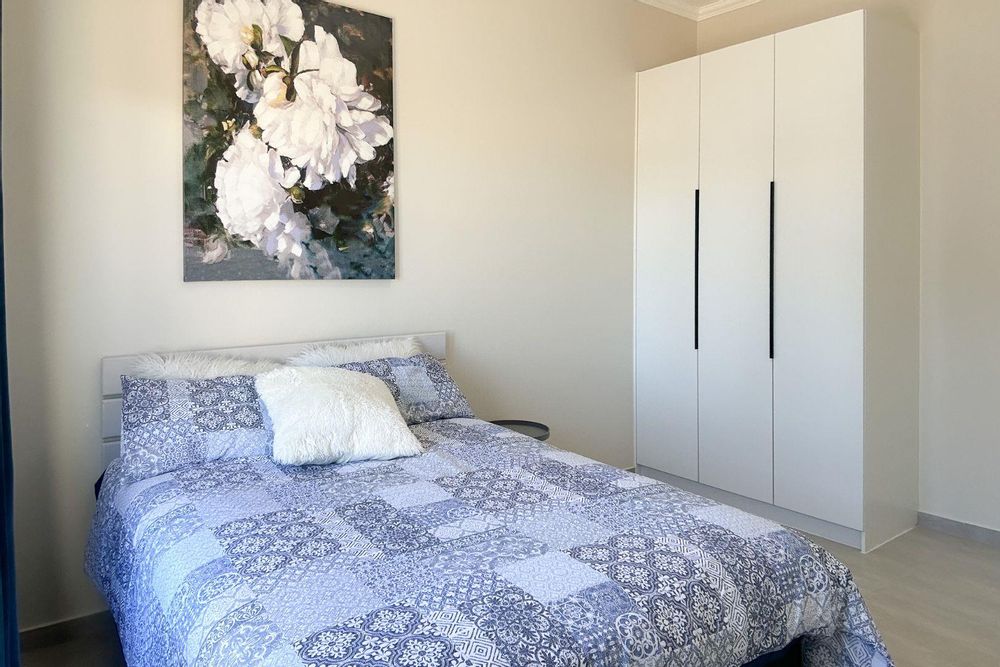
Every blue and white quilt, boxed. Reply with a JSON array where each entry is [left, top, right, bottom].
[[86, 418, 893, 667]]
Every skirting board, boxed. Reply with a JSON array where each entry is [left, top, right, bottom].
[[635, 465, 864, 550], [918, 512, 1000, 549]]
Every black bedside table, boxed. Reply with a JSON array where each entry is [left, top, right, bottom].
[[490, 420, 550, 442]]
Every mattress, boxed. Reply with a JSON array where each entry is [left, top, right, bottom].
[[86, 418, 893, 666]]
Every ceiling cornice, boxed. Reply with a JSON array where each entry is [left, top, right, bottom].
[[639, 0, 763, 22]]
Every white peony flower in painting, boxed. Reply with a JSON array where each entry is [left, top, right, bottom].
[[254, 25, 394, 189], [214, 127, 310, 260], [260, 212, 312, 267], [195, 0, 305, 102], [184, 0, 395, 280]]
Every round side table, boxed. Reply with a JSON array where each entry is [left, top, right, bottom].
[[490, 420, 550, 442]]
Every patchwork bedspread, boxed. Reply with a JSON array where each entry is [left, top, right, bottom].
[[87, 418, 893, 667]]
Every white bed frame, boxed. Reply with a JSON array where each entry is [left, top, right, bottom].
[[99, 332, 448, 467]]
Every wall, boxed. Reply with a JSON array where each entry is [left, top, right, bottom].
[[1, 0, 696, 629], [698, 0, 1000, 533]]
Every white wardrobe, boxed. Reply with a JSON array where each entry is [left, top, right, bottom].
[[634, 11, 919, 551]]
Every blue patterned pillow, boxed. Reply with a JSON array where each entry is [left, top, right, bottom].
[[338, 354, 474, 425], [119, 375, 272, 480]]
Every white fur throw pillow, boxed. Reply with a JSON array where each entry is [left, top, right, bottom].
[[131, 352, 283, 379], [255, 367, 423, 466], [288, 337, 423, 367]]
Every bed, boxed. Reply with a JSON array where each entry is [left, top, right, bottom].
[[86, 336, 893, 667]]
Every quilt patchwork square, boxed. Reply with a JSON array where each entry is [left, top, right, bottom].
[[406, 499, 480, 529], [215, 509, 341, 579], [337, 497, 439, 555], [396, 451, 465, 481], [194, 488, 282, 529], [420, 530, 548, 575], [376, 481, 453, 509], [690, 505, 781, 540], [438, 438, 549, 470], [293, 606, 456, 667], [408, 571, 504, 613], [511, 505, 615, 550], [460, 586, 583, 665], [496, 552, 608, 603], [548, 581, 638, 667], [525, 459, 627, 499], [431, 515, 506, 542], [172, 459, 264, 495], [425, 608, 510, 667], [260, 566, 382, 640], [339, 463, 419, 490], [436, 468, 547, 513], [166, 557, 251, 659]]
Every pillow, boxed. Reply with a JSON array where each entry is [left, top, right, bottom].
[[255, 367, 423, 466], [119, 374, 272, 480], [338, 354, 474, 425], [131, 352, 282, 379], [288, 337, 423, 367]]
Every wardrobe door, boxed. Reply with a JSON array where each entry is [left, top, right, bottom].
[[698, 37, 775, 503], [635, 57, 701, 480], [773, 13, 864, 529]]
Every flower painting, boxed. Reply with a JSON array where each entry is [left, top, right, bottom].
[[183, 0, 395, 280]]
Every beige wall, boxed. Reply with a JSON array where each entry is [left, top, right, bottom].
[[699, 0, 1000, 534], [1, 0, 695, 629], [697, 0, 922, 51], [16, 0, 997, 633]]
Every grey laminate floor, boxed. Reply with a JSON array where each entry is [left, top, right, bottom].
[[21, 611, 124, 667], [20, 527, 1000, 666], [815, 527, 1000, 666]]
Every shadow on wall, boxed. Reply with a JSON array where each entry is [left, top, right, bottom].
[[8, 0, 85, 629]]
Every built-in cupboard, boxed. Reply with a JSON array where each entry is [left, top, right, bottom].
[[635, 11, 919, 550]]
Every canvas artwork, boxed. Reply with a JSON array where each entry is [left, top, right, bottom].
[[183, 0, 395, 281]]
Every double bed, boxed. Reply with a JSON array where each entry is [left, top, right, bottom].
[[86, 335, 892, 666]]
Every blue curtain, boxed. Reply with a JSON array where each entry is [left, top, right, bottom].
[[0, 0, 21, 663]]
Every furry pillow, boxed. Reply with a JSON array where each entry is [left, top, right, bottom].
[[255, 367, 423, 466], [287, 337, 423, 367], [131, 352, 282, 379]]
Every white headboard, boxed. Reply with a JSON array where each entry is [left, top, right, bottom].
[[99, 332, 448, 467]]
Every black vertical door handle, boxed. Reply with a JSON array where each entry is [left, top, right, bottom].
[[769, 181, 775, 360], [695, 189, 700, 351]]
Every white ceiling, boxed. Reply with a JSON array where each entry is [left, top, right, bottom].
[[638, 0, 763, 22]]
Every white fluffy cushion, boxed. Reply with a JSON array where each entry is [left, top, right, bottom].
[[255, 367, 423, 466], [130, 352, 283, 379], [288, 337, 423, 367]]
